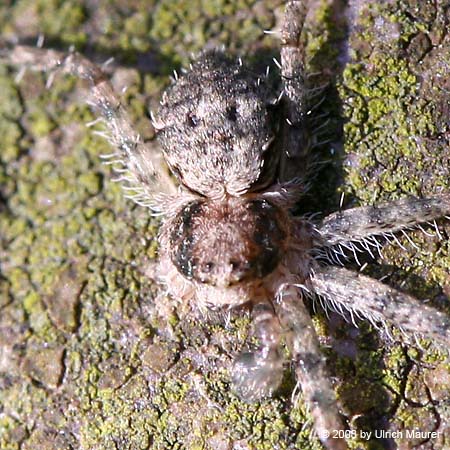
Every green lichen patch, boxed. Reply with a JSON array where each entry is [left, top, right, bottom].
[[339, 2, 449, 206], [149, 0, 281, 69], [337, 3, 450, 445]]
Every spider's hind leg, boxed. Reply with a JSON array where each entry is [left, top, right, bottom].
[[4, 43, 176, 212], [279, 0, 311, 184]]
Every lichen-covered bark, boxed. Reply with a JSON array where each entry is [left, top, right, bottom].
[[0, 1, 449, 449]]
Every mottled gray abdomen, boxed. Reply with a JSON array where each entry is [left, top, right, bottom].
[[154, 50, 279, 198]]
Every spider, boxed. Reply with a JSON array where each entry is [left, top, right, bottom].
[[3, 1, 450, 449]]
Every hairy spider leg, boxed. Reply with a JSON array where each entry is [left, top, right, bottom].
[[5, 44, 176, 211], [278, 284, 348, 450], [318, 196, 450, 247], [311, 266, 450, 347], [279, 0, 311, 184]]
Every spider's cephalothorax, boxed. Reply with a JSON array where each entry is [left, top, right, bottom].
[[4, 1, 450, 449], [168, 197, 288, 288]]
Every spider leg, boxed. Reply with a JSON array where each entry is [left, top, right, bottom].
[[279, 0, 311, 185], [317, 195, 450, 247], [310, 266, 450, 346], [278, 285, 348, 450], [3, 44, 176, 212], [231, 300, 284, 401]]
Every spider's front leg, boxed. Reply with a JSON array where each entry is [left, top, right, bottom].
[[231, 300, 284, 401], [4, 44, 175, 211], [278, 285, 348, 450]]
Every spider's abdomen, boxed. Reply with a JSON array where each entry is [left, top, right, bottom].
[[169, 197, 288, 288], [154, 50, 279, 198]]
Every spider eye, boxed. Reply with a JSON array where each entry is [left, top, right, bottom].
[[186, 112, 200, 127], [226, 105, 238, 122], [230, 260, 240, 271]]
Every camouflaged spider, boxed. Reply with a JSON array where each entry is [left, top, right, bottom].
[[5, 1, 450, 449]]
